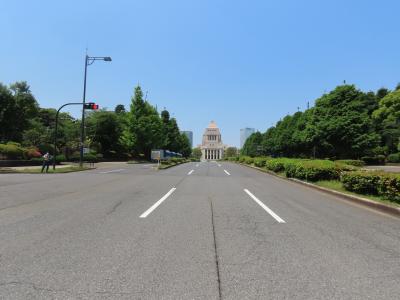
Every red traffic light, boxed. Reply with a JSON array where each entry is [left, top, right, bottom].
[[84, 102, 99, 110]]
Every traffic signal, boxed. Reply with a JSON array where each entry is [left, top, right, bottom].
[[84, 102, 99, 110]]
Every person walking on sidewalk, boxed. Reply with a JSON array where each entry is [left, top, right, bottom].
[[41, 152, 51, 173]]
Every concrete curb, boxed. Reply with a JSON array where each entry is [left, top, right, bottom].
[[158, 161, 191, 170], [235, 162, 400, 217]]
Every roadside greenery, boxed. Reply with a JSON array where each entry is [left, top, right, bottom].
[[227, 156, 400, 204], [242, 84, 400, 163], [158, 157, 197, 169], [0, 82, 191, 162]]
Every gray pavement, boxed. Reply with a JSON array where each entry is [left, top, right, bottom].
[[0, 161, 399, 299]]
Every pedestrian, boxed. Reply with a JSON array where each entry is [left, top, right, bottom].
[[41, 152, 51, 173]]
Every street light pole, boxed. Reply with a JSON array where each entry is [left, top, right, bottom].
[[54, 102, 85, 170], [79, 55, 112, 167], [79, 55, 88, 167]]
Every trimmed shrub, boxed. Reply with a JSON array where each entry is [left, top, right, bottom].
[[335, 159, 365, 167], [0, 143, 25, 160], [387, 153, 400, 163], [265, 159, 288, 173], [341, 171, 400, 203], [25, 147, 42, 159], [361, 155, 385, 165], [341, 171, 381, 195], [378, 175, 400, 202], [55, 154, 66, 162], [285, 160, 342, 181], [238, 156, 248, 163], [244, 157, 254, 165], [253, 157, 268, 168]]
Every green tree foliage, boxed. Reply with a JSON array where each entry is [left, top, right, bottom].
[[114, 104, 126, 114], [0, 82, 39, 142], [372, 89, 400, 154], [192, 147, 202, 159], [241, 132, 263, 157], [179, 133, 192, 157], [86, 110, 124, 158], [122, 86, 159, 159], [225, 147, 238, 157], [249, 84, 391, 159]]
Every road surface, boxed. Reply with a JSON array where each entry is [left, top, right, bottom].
[[0, 161, 399, 299]]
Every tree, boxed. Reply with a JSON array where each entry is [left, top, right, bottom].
[[0, 83, 16, 142], [179, 133, 192, 157], [115, 104, 126, 114], [304, 85, 380, 158], [372, 89, 400, 154], [121, 86, 163, 159], [241, 132, 263, 157], [86, 110, 124, 158], [225, 147, 238, 157], [192, 147, 202, 160]]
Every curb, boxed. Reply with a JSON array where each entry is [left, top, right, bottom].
[[235, 162, 400, 217], [158, 161, 192, 170]]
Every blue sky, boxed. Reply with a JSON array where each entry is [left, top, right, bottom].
[[1, 0, 399, 147]]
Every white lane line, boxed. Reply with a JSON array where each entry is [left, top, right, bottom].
[[244, 189, 286, 223], [188, 169, 194, 175], [99, 169, 125, 174], [217, 164, 221, 167], [195, 164, 199, 167], [224, 169, 231, 176], [140, 187, 176, 218]]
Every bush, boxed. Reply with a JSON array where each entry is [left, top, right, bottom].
[[55, 154, 66, 162], [0, 143, 25, 160], [238, 156, 248, 163], [335, 159, 365, 167], [341, 171, 400, 203], [285, 160, 343, 181], [265, 158, 290, 173], [341, 171, 381, 194], [387, 153, 400, 163], [253, 157, 268, 167], [361, 155, 385, 165], [244, 157, 254, 165], [25, 147, 42, 159]]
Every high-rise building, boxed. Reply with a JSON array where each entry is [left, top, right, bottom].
[[181, 131, 193, 148], [240, 128, 255, 148]]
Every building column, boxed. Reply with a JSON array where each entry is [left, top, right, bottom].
[[206, 149, 209, 160], [213, 150, 215, 160]]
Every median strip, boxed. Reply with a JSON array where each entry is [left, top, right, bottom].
[[140, 187, 176, 218], [244, 189, 286, 223], [99, 169, 125, 174]]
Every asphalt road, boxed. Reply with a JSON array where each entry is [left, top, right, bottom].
[[0, 161, 399, 299]]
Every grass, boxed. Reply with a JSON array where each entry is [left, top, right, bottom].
[[14, 166, 91, 174], [314, 180, 400, 207]]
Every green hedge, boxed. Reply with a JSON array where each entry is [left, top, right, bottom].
[[341, 171, 400, 203], [387, 153, 400, 163], [0, 143, 25, 159], [335, 159, 365, 167], [253, 157, 268, 167], [361, 155, 385, 165], [284, 160, 349, 181]]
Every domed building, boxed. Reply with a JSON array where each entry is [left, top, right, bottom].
[[201, 121, 225, 160]]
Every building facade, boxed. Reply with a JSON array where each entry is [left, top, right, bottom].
[[201, 121, 224, 160], [240, 127, 255, 148], [180, 131, 193, 148]]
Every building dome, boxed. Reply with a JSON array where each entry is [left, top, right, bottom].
[[208, 120, 217, 128]]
